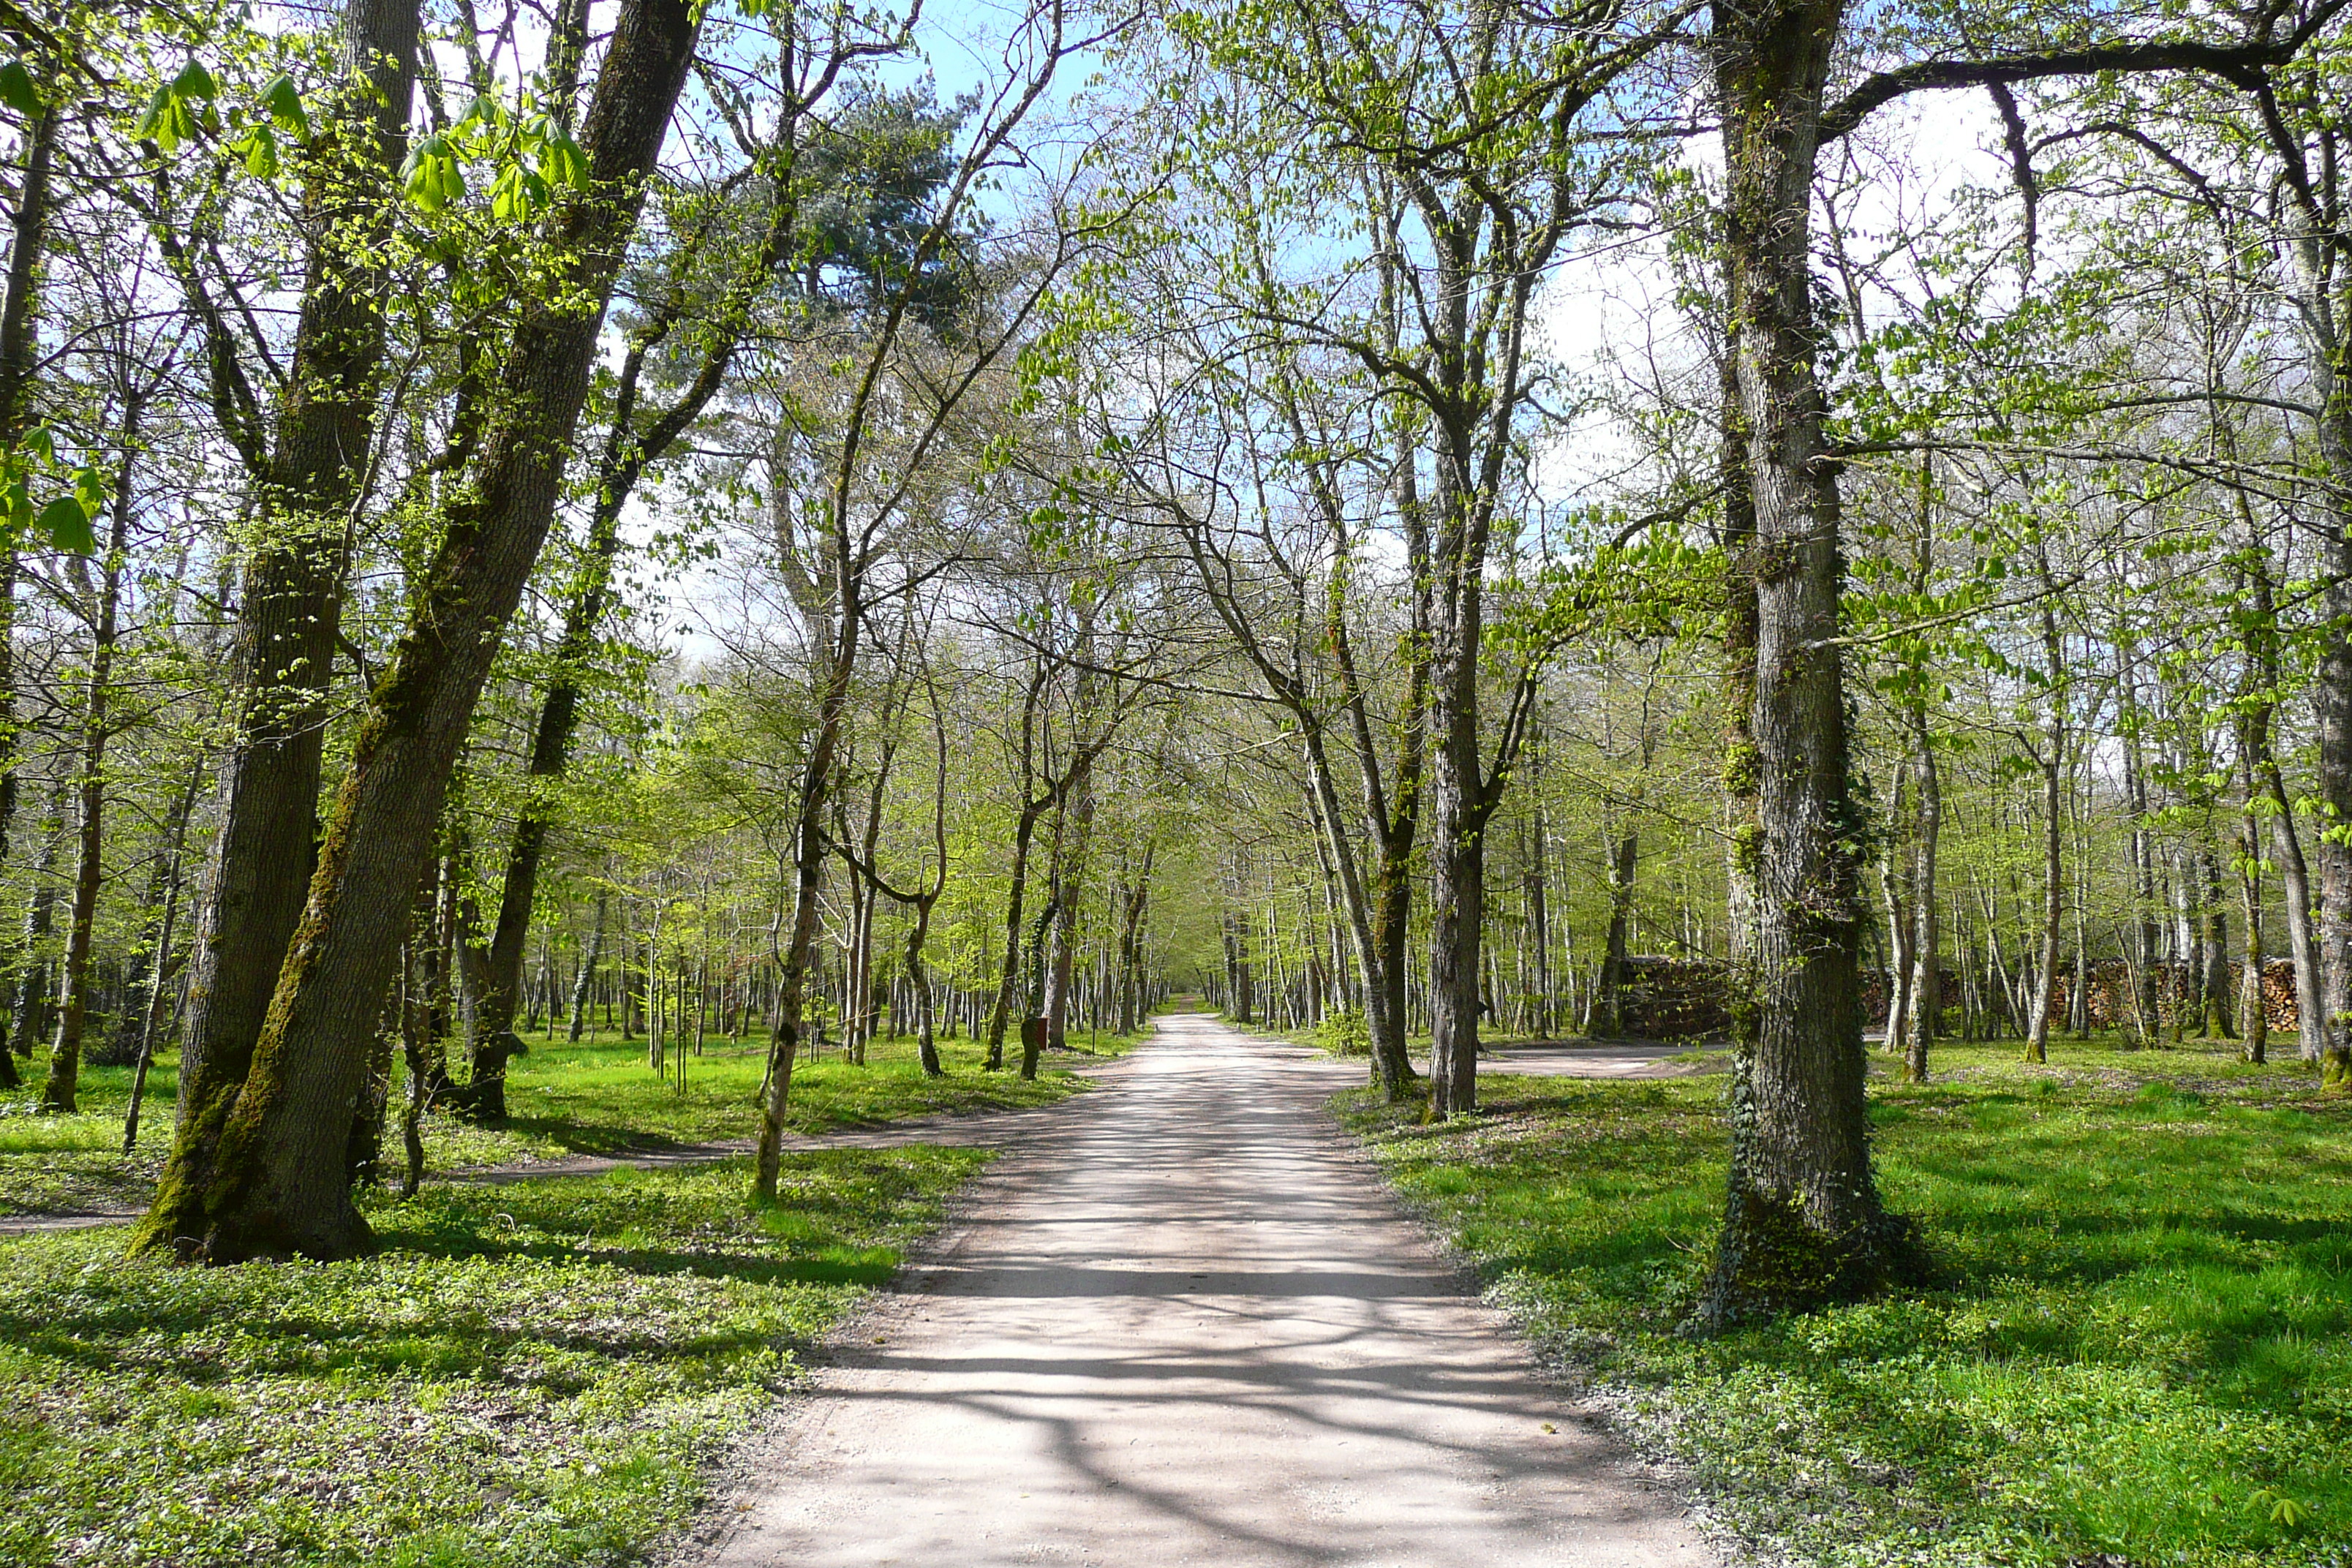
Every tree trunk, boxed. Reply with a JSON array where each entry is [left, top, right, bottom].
[[41, 391, 142, 1113], [2026, 592, 2064, 1064], [137, 0, 422, 1253], [1525, 802, 1551, 1037], [1699, 0, 1909, 1329], [1043, 761, 1093, 1052], [1905, 708, 1940, 1082], [122, 768, 200, 1152], [1425, 513, 1488, 1116], [166, 0, 701, 1262], [2026, 743, 2062, 1064], [103, 769, 202, 1069], [2238, 735, 2269, 1063], [1117, 844, 1153, 1036], [9, 784, 65, 1070], [1592, 829, 1637, 1036], [1879, 761, 1912, 1053], [1230, 905, 1254, 1025], [0, 102, 59, 1090], [985, 797, 1046, 1071], [2121, 662, 2162, 1041], [2201, 846, 2232, 1037], [568, 886, 606, 1040]]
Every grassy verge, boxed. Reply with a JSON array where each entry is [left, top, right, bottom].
[[423, 1029, 1123, 1171], [0, 1023, 1154, 1218], [1339, 1039, 2352, 1568], [0, 1146, 984, 1567]]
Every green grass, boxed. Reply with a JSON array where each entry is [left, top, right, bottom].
[[435, 1026, 1137, 1167], [1339, 1038, 2352, 1568], [0, 1146, 985, 1567], [0, 1055, 175, 1217], [0, 1023, 1147, 1218]]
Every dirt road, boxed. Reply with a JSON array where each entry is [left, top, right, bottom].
[[691, 1011, 1714, 1567]]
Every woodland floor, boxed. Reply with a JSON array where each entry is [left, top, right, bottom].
[[5, 1018, 2340, 1567], [0, 1027, 1137, 1567], [1343, 1034, 2352, 1568], [0, 1026, 1131, 1229]]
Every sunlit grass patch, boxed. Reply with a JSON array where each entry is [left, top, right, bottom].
[[428, 1027, 1123, 1172], [1, 1022, 1145, 1218], [1340, 1043, 2352, 1567], [0, 1147, 984, 1567], [0, 1056, 176, 1217]]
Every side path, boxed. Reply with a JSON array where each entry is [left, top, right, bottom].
[[0, 1066, 1129, 1237], [679, 1012, 1715, 1568]]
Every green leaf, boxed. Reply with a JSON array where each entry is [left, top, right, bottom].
[[132, 84, 176, 148], [490, 161, 548, 223], [538, 132, 588, 190], [234, 125, 278, 178], [21, 425, 55, 464], [170, 60, 218, 100], [260, 72, 309, 137], [34, 494, 91, 554], [0, 59, 39, 116], [401, 135, 463, 211]]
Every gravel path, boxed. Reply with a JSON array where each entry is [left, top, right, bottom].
[[685, 1012, 1713, 1568]]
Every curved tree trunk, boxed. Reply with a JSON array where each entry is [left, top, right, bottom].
[[170, 0, 701, 1262], [138, 0, 422, 1252]]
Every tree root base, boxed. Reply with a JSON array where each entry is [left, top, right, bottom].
[[1688, 1186, 1934, 1334]]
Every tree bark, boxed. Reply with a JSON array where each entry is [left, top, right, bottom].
[[1698, 0, 1910, 1330], [137, 0, 422, 1253], [170, 0, 701, 1262], [1905, 707, 1940, 1082], [0, 101, 58, 1090], [1043, 757, 1094, 1052], [1592, 829, 1637, 1036], [9, 783, 64, 1066], [567, 886, 606, 1041], [41, 390, 143, 1112], [2237, 734, 2269, 1063], [1117, 844, 1153, 1035], [1879, 761, 1912, 1052], [2025, 588, 2064, 1064]]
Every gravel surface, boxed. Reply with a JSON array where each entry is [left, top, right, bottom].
[[681, 1013, 1715, 1568]]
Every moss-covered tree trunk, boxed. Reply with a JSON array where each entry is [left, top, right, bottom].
[[181, 0, 701, 1262], [137, 0, 421, 1253], [1424, 546, 1488, 1115], [1697, 0, 1910, 1330]]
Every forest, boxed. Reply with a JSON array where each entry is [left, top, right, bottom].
[[1, 0, 2351, 1564]]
